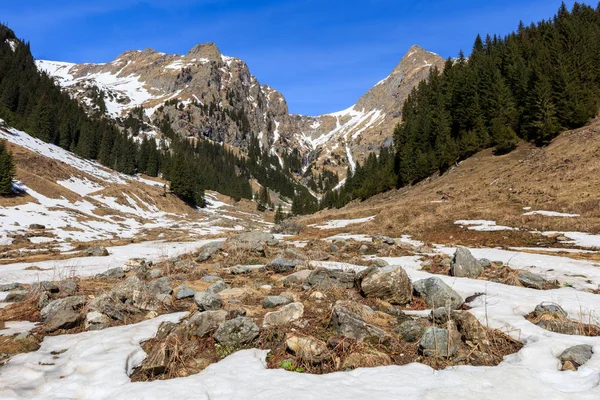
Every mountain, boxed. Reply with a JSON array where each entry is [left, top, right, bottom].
[[36, 44, 444, 186]]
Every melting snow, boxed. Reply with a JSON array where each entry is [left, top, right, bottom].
[[454, 220, 518, 231], [524, 210, 580, 217], [312, 216, 376, 230]]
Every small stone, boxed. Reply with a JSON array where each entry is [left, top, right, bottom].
[[413, 277, 463, 309], [263, 302, 304, 327], [84, 311, 110, 331], [194, 291, 222, 311], [0, 283, 23, 292], [207, 281, 229, 295], [309, 291, 325, 301], [307, 268, 355, 289], [144, 311, 159, 319], [96, 267, 125, 280], [188, 310, 228, 337], [149, 277, 172, 296], [278, 270, 312, 287], [450, 248, 483, 278], [29, 224, 45, 230], [430, 307, 452, 324], [419, 326, 461, 357], [518, 271, 548, 290], [175, 285, 195, 299], [359, 245, 369, 255], [214, 317, 259, 347], [84, 246, 109, 257], [342, 349, 391, 370], [534, 303, 568, 317], [452, 311, 489, 346], [263, 295, 293, 309], [370, 259, 389, 268], [559, 344, 593, 369], [156, 321, 178, 340], [479, 258, 492, 268], [397, 320, 425, 343], [201, 276, 222, 283], [196, 241, 222, 262], [147, 269, 162, 279], [5, 290, 28, 302], [123, 258, 147, 273], [286, 335, 329, 363], [218, 287, 254, 301], [268, 258, 304, 273]]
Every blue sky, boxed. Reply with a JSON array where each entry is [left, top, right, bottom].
[[1, 0, 580, 115]]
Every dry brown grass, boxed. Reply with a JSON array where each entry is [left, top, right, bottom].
[[300, 119, 600, 248]]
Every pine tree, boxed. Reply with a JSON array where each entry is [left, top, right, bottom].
[[0, 141, 15, 195], [274, 204, 285, 223]]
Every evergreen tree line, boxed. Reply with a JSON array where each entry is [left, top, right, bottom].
[[0, 140, 15, 195], [320, 2, 600, 211]]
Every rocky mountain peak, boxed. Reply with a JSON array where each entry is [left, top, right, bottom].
[[187, 42, 221, 61]]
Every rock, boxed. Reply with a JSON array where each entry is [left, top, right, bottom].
[[309, 291, 326, 301], [398, 320, 425, 343], [38, 292, 50, 309], [430, 307, 452, 324], [57, 280, 78, 296], [201, 275, 222, 283], [413, 277, 463, 309], [419, 326, 461, 357], [188, 310, 228, 337], [84, 246, 109, 257], [360, 267, 412, 305], [536, 320, 583, 335], [40, 296, 86, 320], [330, 244, 339, 253], [307, 268, 356, 289], [534, 303, 568, 317], [218, 287, 254, 301], [207, 281, 229, 295], [147, 269, 162, 279], [173, 259, 198, 270], [0, 283, 23, 292], [95, 267, 125, 280], [370, 259, 389, 268], [559, 344, 593, 369], [214, 317, 259, 347], [29, 224, 45, 230], [224, 265, 253, 275], [267, 258, 304, 273], [278, 270, 312, 286], [517, 271, 548, 290], [342, 349, 391, 370], [307, 251, 330, 261], [372, 235, 395, 245], [194, 291, 222, 311], [5, 290, 28, 302], [110, 276, 157, 311], [156, 321, 178, 340], [359, 245, 370, 255], [282, 247, 307, 260], [227, 308, 247, 319], [259, 284, 272, 292], [140, 342, 169, 375], [330, 301, 388, 341], [88, 294, 136, 321], [226, 232, 278, 254], [45, 309, 82, 332], [123, 258, 147, 272], [30, 281, 59, 293], [84, 311, 110, 330], [196, 241, 222, 262], [479, 258, 492, 268], [263, 302, 304, 327], [451, 311, 489, 346], [175, 285, 196, 299], [148, 277, 173, 296], [286, 335, 329, 363], [263, 295, 293, 309], [144, 311, 159, 319], [450, 248, 483, 278], [271, 220, 304, 235]]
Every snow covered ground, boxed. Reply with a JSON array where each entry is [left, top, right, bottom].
[[2, 250, 600, 398], [311, 216, 376, 229], [454, 220, 517, 232]]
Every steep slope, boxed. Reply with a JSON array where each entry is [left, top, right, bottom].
[[299, 118, 600, 247], [37, 44, 444, 184], [0, 119, 268, 259]]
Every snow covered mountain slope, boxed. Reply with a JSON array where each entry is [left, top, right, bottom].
[[37, 44, 444, 183], [0, 120, 268, 259]]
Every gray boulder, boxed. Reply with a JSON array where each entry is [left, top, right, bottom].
[[534, 303, 568, 317], [271, 220, 303, 235], [450, 248, 483, 278], [194, 291, 222, 311], [372, 235, 395, 245], [188, 310, 228, 337], [40, 296, 86, 321], [278, 270, 312, 286], [559, 344, 593, 367], [262, 302, 304, 327], [263, 295, 293, 309], [419, 326, 461, 357], [214, 317, 259, 347], [30, 281, 59, 293], [518, 271, 548, 290], [57, 280, 78, 296], [44, 309, 82, 333], [308, 268, 356, 289], [29, 223, 45, 230], [226, 232, 278, 254], [148, 277, 172, 296], [207, 281, 229, 294], [330, 301, 388, 341], [5, 290, 28, 302], [397, 320, 425, 343], [175, 285, 196, 299], [0, 283, 23, 292], [267, 258, 304, 273], [84, 246, 109, 257], [95, 267, 125, 280], [360, 267, 412, 305], [413, 277, 463, 309], [201, 275, 223, 283], [370, 259, 390, 268], [479, 258, 492, 268], [84, 311, 110, 331], [196, 241, 222, 262], [430, 307, 452, 324]]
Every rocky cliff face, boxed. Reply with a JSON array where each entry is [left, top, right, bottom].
[[37, 43, 444, 184]]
